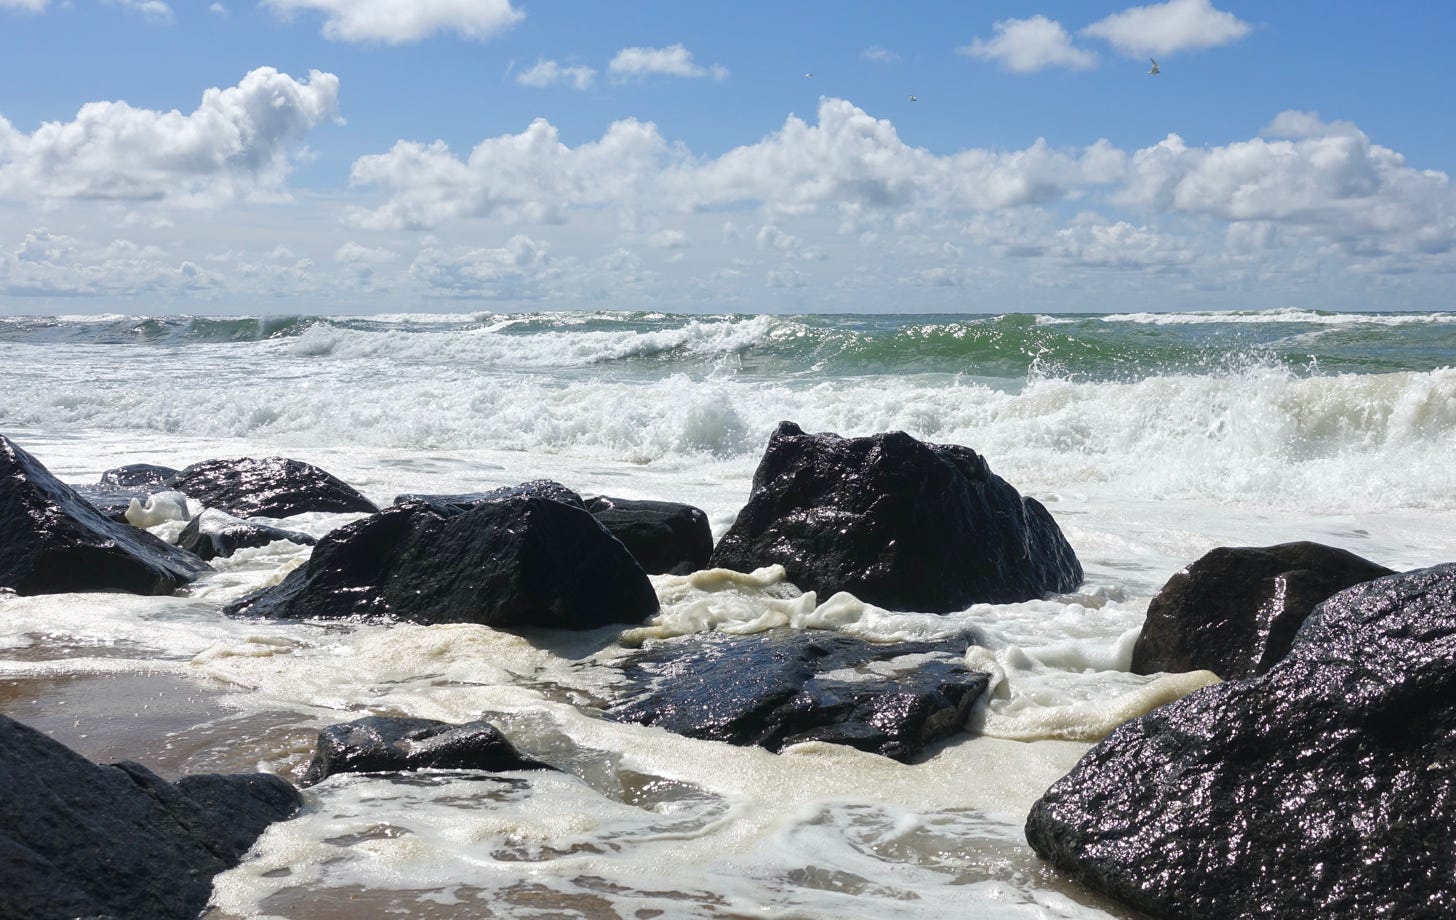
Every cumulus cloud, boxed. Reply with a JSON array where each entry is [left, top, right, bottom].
[[608, 44, 728, 81], [410, 235, 552, 295], [516, 59, 596, 90], [1082, 0, 1250, 57], [1116, 111, 1456, 257], [262, 0, 523, 43], [958, 15, 1097, 73], [0, 227, 220, 297], [0, 67, 340, 206], [1053, 216, 1196, 270]]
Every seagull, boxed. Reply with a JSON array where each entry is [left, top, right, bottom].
[[908, 94, 917, 102], [804, 72, 813, 79], [1148, 58, 1160, 75]]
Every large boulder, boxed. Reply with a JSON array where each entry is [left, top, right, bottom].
[[73, 464, 183, 523], [0, 713, 301, 920], [167, 456, 379, 519], [610, 629, 989, 761], [392, 479, 587, 515], [225, 482, 659, 629], [0, 435, 211, 595], [584, 495, 713, 575], [709, 422, 1082, 612], [175, 508, 317, 561], [1026, 563, 1456, 920], [1132, 541, 1395, 679], [301, 716, 554, 786]]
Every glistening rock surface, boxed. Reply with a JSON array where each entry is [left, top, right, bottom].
[[1027, 563, 1456, 920], [301, 716, 555, 786], [709, 422, 1082, 612], [167, 456, 379, 519]]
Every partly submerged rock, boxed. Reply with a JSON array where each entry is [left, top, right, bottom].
[[175, 508, 317, 561], [610, 629, 989, 761], [167, 456, 379, 519], [1026, 563, 1456, 920], [0, 435, 211, 596], [225, 483, 659, 629], [1132, 541, 1396, 680], [301, 716, 554, 786], [0, 713, 301, 920], [99, 463, 179, 490], [392, 479, 587, 515], [709, 422, 1082, 612], [584, 495, 713, 575]]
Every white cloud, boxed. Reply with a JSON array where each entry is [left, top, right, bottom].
[[958, 15, 1097, 73], [0, 67, 339, 206], [105, 0, 174, 23], [0, 0, 48, 11], [209, 3, 227, 15], [608, 44, 728, 81], [1053, 216, 1196, 269], [1082, 0, 1250, 57], [0, 227, 221, 297], [410, 235, 552, 295], [861, 46, 901, 64], [516, 59, 596, 90], [334, 241, 397, 263], [262, 0, 523, 43]]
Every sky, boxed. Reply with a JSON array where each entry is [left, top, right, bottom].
[[0, 0, 1453, 315]]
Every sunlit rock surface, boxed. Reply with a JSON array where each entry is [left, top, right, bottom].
[[1027, 563, 1456, 920], [584, 495, 713, 575], [0, 434, 210, 596], [225, 483, 659, 629], [301, 716, 555, 786], [1132, 541, 1395, 680], [168, 456, 379, 519], [709, 422, 1082, 613], [610, 628, 989, 761]]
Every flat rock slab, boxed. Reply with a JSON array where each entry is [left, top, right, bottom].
[[1, 435, 210, 595], [0, 713, 301, 920], [1027, 563, 1456, 920], [709, 422, 1082, 613], [176, 508, 317, 561], [302, 716, 555, 786], [1132, 541, 1395, 679], [609, 629, 989, 761], [168, 456, 379, 519]]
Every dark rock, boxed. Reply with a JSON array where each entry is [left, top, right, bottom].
[[709, 422, 1082, 612], [70, 463, 183, 523], [610, 629, 989, 761], [0, 435, 211, 595], [166, 456, 379, 519], [225, 484, 659, 628], [1026, 563, 1456, 920], [1132, 541, 1396, 680], [99, 463, 179, 490], [176, 508, 318, 561], [301, 716, 555, 786], [392, 479, 587, 515], [584, 495, 713, 575], [0, 713, 301, 920]]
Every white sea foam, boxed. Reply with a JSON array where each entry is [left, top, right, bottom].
[[1100, 308, 1456, 326]]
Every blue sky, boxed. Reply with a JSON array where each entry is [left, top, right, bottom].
[[1, 0, 1452, 314]]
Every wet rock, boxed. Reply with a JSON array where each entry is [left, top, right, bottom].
[[0, 713, 301, 920], [0, 435, 211, 595], [610, 629, 989, 761], [709, 422, 1082, 612], [301, 716, 555, 786], [392, 479, 587, 515], [167, 456, 379, 519], [225, 483, 659, 628], [99, 463, 179, 490], [1132, 541, 1396, 680], [1026, 563, 1456, 920], [175, 508, 317, 561], [584, 495, 713, 575]]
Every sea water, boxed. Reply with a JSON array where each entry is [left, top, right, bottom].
[[2, 310, 1454, 918]]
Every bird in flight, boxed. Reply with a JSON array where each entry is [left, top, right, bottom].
[[908, 94, 917, 102], [1148, 58, 1160, 75], [804, 72, 813, 79]]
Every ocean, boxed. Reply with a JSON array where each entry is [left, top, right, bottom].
[[2, 309, 1455, 918]]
